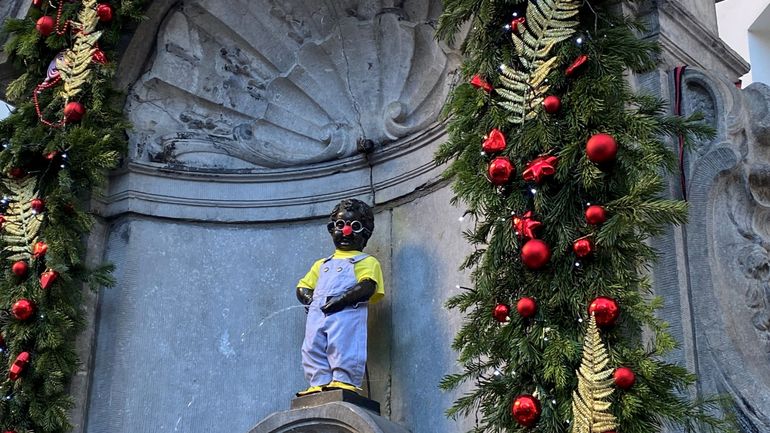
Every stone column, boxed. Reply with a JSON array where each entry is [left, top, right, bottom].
[[0, 0, 31, 98]]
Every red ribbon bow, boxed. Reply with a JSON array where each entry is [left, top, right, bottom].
[[512, 211, 543, 240], [566, 54, 589, 77], [511, 17, 526, 32], [9, 352, 30, 381], [522, 155, 558, 183], [470, 74, 493, 93]]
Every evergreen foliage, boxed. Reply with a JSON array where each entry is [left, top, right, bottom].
[[436, 1, 728, 432], [0, 1, 144, 431]]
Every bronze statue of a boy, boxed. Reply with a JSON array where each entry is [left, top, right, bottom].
[[295, 199, 384, 396]]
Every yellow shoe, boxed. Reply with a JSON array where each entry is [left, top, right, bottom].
[[322, 380, 359, 393], [296, 385, 323, 397]]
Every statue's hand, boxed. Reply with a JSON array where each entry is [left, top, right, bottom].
[[321, 295, 347, 315], [296, 287, 313, 306]]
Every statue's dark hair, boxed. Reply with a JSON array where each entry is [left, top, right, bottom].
[[330, 199, 375, 236]]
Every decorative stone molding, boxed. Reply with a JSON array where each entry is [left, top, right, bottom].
[[250, 402, 410, 433], [675, 68, 770, 432], [99, 121, 447, 221], [125, 0, 458, 169], [626, 0, 749, 83], [101, 0, 460, 221]]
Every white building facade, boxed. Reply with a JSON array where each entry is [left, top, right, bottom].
[[717, 0, 770, 84]]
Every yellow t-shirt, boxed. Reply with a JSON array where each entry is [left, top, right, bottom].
[[297, 250, 384, 304]]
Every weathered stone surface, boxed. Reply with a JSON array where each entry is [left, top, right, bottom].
[[627, 0, 749, 83], [98, 123, 448, 222], [251, 402, 409, 433], [123, 0, 458, 169], [647, 69, 770, 432], [87, 185, 475, 433], [291, 390, 380, 415], [0, 0, 30, 98]]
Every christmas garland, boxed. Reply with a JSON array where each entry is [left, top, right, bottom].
[[0, 1, 144, 431], [436, 0, 728, 432]]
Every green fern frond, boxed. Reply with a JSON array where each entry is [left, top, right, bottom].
[[2, 176, 43, 261], [497, 0, 580, 124]]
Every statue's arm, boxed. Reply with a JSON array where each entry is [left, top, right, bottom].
[[320, 279, 376, 315]]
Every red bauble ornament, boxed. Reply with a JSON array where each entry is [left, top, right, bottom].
[[522, 155, 558, 184], [492, 304, 510, 323], [516, 297, 537, 318], [482, 129, 506, 153], [488, 157, 514, 186], [573, 238, 593, 258], [9, 167, 26, 178], [585, 205, 607, 225], [0, 215, 5, 228], [566, 54, 589, 76], [92, 48, 108, 65], [40, 270, 59, 289], [11, 261, 28, 277], [588, 296, 620, 327], [8, 352, 30, 381], [511, 394, 541, 427], [542, 95, 562, 114], [512, 211, 542, 240], [521, 239, 551, 270], [35, 16, 55, 37], [30, 198, 45, 213], [470, 74, 493, 93], [11, 299, 35, 321], [96, 3, 114, 22], [33, 241, 48, 258], [64, 101, 86, 122], [614, 366, 636, 390], [32, 0, 43, 7], [586, 133, 618, 164]]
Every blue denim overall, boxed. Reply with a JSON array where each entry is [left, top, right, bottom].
[[301, 254, 369, 387]]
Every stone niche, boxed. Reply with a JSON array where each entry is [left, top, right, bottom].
[[86, 1, 476, 433], [650, 69, 770, 432], [102, 0, 461, 222]]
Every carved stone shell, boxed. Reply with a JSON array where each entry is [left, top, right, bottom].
[[126, 0, 458, 169]]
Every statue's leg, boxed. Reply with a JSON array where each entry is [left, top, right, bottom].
[[301, 307, 333, 387], [325, 305, 368, 388]]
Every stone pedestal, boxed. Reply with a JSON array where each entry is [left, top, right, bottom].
[[251, 395, 409, 433], [291, 390, 381, 415]]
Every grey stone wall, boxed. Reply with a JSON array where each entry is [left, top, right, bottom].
[[0, 0, 30, 97], [86, 185, 476, 433]]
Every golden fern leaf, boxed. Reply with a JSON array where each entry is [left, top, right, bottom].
[[57, 0, 103, 101], [497, 0, 581, 124], [2, 177, 43, 261], [570, 315, 618, 433]]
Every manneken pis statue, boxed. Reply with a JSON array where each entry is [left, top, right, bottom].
[[295, 198, 384, 397]]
